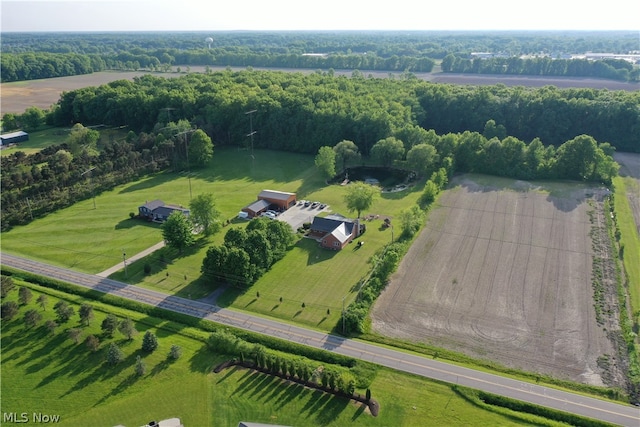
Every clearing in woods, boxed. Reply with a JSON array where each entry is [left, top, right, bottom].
[[372, 174, 626, 388]]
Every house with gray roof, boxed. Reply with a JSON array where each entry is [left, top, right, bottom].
[[138, 200, 190, 222], [309, 214, 362, 250]]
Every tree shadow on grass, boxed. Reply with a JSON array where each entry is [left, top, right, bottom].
[[114, 217, 161, 230], [314, 393, 350, 425], [252, 375, 279, 400], [188, 346, 217, 374], [118, 172, 176, 194], [351, 402, 367, 420], [231, 370, 265, 394]]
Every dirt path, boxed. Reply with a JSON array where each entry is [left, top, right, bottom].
[[371, 175, 622, 387]]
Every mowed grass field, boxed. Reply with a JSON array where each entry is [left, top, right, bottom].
[[1, 281, 553, 427], [1, 145, 423, 331]]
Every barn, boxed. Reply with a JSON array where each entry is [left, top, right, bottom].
[[242, 199, 271, 218], [257, 190, 297, 211], [0, 131, 29, 145]]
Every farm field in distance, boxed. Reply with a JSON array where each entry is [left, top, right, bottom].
[[372, 174, 625, 388], [2, 68, 639, 115]]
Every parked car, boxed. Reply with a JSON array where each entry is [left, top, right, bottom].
[[304, 201, 311, 207], [310, 201, 319, 208], [261, 211, 276, 219]]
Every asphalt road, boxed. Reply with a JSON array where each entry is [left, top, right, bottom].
[[2, 253, 638, 426]]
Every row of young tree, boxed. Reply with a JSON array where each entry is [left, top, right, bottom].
[[206, 329, 361, 398], [441, 55, 639, 82], [200, 218, 296, 287], [1, 121, 214, 231], [39, 71, 639, 153]]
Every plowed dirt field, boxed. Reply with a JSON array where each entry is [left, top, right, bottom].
[[372, 174, 620, 386]]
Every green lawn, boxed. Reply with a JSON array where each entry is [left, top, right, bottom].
[[0, 281, 561, 427], [0, 127, 67, 156], [2, 147, 423, 332], [613, 176, 640, 317], [1, 148, 321, 275]]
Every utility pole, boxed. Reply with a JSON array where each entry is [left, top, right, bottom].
[[175, 129, 196, 200], [81, 166, 97, 209], [245, 109, 257, 164], [122, 250, 128, 278], [342, 295, 346, 335]]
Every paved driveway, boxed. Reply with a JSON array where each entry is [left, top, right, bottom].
[[277, 201, 329, 230]]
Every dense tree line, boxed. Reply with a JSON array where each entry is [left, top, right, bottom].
[[442, 54, 640, 82], [4, 31, 636, 58], [46, 70, 640, 152], [2, 70, 630, 229], [201, 218, 295, 287], [0, 52, 103, 82], [3, 31, 638, 82]]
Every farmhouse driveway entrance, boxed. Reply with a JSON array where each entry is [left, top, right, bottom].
[[97, 241, 165, 277]]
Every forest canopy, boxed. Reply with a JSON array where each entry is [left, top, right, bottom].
[[46, 70, 640, 153]]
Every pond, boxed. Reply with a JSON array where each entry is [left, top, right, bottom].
[[330, 166, 416, 190]]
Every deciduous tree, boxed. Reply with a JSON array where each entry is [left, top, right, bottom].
[[23, 308, 42, 328], [101, 314, 119, 337], [18, 286, 33, 305], [188, 129, 214, 167], [36, 294, 48, 310], [53, 300, 75, 323], [189, 193, 221, 236], [118, 318, 137, 340], [344, 182, 379, 218], [85, 334, 100, 352], [79, 303, 94, 326], [1, 301, 19, 320], [333, 140, 361, 172], [162, 211, 194, 254], [1, 275, 16, 298], [406, 143, 439, 176], [315, 146, 336, 179], [370, 137, 405, 168]]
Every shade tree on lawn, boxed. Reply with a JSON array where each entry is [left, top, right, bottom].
[[315, 146, 337, 180], [344, 182, 380, 219], [201, 218, 295, 287], [189, 193, 221, 236], [162, 211, 195, 254]]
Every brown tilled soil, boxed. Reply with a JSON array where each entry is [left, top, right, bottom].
[[371, 175, 627, 389]]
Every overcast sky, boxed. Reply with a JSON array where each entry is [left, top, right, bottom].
[[2, 0, 639, 32]]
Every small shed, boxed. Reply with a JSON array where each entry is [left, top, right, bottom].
[[257, 190, 297, 211], [0, 131, 29, 145], [242, 199, 270, 218]]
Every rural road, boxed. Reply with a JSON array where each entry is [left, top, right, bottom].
[[2, 253, 639, 426]]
